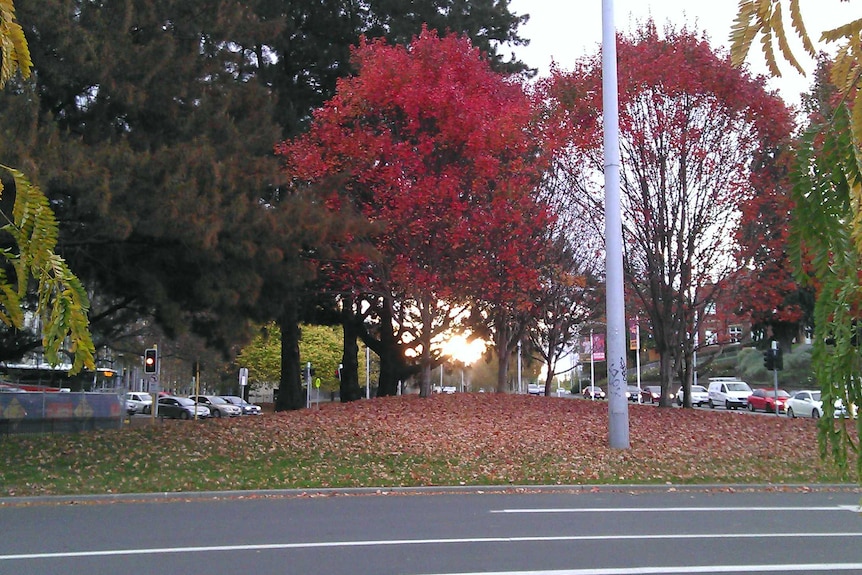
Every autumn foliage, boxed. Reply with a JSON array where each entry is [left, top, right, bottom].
[[0, 394, 854, 497], [278, 28, 552, 302]]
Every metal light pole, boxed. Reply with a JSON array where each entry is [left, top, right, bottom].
[[602, 0, 630, 448], [517, 340, 523, 394]]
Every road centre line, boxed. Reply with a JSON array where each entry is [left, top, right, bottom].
[[491, 506, 862, 514], [3, 532, 862, 561], [419, 564, 862, 575]]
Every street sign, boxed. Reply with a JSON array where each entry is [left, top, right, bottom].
[[239, 367, 249, 387]]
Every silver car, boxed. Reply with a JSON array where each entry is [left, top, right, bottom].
[[125, 391, 153, 414], [221, 395, 262, 415], [189, 395, 242, 418]]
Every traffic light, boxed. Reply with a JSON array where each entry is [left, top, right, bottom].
[[773, 347, 783, 371], [763, 349, 775, 371], [144, 348, 157, 374]]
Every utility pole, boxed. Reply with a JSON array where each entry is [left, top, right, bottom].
[[602, 0, 630, 448]]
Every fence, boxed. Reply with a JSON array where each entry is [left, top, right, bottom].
[[0, 392, 124, 436]]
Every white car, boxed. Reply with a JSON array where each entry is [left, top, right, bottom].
[[125, 391, 153, 414], [188, 395, 242, 418], [707, 378, 752, 410], [676, 385, 709, 407], [785, 390, 849, 419]]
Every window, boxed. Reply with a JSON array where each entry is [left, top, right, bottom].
[[704, 301, 717, 315], [729, 325, 742, 342]]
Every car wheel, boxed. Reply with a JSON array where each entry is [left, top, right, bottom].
[[709, 400, 714, 409], [726, 400, 732, 410], [180, 411, 190, 420], [812, 408, 820, 419], [787, 407, 795, 418], [213, 409, 221, 418], [748, 403, 755, 412]]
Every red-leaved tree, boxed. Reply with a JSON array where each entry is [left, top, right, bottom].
[[543, 22, 793, 406], [277, 28, 553, 396], [730, 146, 813, 352]]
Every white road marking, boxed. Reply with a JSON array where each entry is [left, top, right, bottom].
[[418, 565, 862, 575], [2, 532, 862, 561], [492, 506, 862, 514]]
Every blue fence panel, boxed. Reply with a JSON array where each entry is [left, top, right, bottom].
[[0, 392, 124, 435]]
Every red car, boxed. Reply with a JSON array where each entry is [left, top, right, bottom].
[[747, 388, 790, 413]]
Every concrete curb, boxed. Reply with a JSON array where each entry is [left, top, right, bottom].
[[2, 483, 858, 507]]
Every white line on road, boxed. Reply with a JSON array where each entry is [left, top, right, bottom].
[[418, 564, 862, 575], [492, 506, 862, 514], [2, 532, 862, 561]]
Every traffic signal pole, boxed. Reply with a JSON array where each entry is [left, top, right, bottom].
[[771, 341, 780, 417]]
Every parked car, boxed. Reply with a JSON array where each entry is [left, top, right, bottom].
[[676, 385, 709, 407], [785, 390, 850, 419], [707, 378, 752, 410], [528, 383, 544, 396], [125, 391, 153, 415], [582, 386, 606, 400], [626, 385, 642, 402], [221, 395, 262, 415], [157, 396, 210, 419], [747, 388, 791, 413], [640, 385, 673, 404], [188, 395, 242, 418]]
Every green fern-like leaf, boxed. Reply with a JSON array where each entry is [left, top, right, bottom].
[[0, 165, 95, 374], [0, 0, 31, 88]]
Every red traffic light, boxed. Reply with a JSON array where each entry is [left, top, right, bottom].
[[144, 348, 158, 373]]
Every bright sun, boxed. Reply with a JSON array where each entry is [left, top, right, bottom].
[[440, 334, 487, 365]]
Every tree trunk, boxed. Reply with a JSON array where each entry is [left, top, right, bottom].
[[340, 295, 362, 402], [418, 294, 433, 398], [375, 296, 402, 396], [495, 317, 512, 393], [275, 301, 304, 411]]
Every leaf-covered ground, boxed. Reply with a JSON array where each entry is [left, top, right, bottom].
[[0, 394, 856, 497]]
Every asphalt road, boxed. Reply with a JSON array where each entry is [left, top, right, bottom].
[[1, 487, 861, 574]]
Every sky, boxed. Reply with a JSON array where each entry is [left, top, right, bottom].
[[507, 0, 858, 107]]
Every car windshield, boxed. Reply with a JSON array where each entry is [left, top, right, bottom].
[[692, 386, 706, 392], [727, 383, 750, 391], [174, 397, 195, 406], [207, 396, 228, 404], [773, 390, 791, 398]]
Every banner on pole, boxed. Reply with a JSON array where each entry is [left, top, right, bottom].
[[629, 319, 639, 351], [591, 333, 606, 361]]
